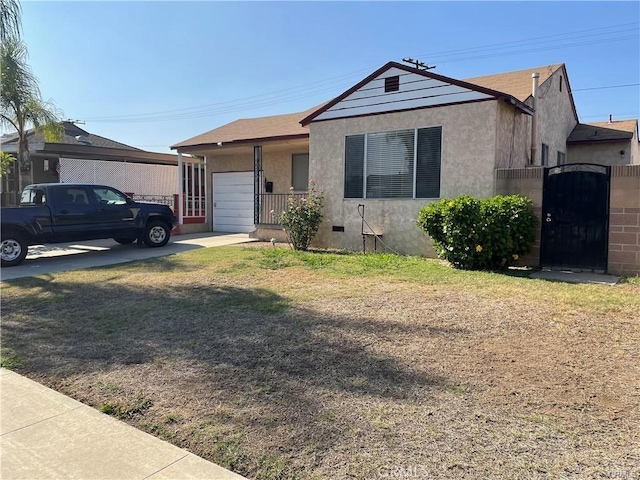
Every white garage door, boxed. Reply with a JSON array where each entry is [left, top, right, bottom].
[[213, 172, 255, 233]]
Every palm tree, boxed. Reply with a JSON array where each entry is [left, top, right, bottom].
[[0, 37, 63, 191], [0, 0, 21, 43]]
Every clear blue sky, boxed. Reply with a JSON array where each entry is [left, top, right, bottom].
[[18, 1, 640, 154]]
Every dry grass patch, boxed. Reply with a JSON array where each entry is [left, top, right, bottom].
[[1, 246, 639, 479]]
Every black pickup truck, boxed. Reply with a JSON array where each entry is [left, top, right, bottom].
[[1, 183, 177, 267]]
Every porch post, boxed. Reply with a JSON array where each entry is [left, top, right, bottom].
[[204, 155, 209, 230], [254, 146, 262, 225], [178, 152, 184, 225]]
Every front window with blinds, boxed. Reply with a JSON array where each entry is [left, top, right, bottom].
[[344, 127, 442, 199]]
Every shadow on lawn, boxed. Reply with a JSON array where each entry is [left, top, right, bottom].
[[2, 276, 452, 463]]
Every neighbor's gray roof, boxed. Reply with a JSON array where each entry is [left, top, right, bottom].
[[1, 122, 142, 151], [567, 119, 638, 143]]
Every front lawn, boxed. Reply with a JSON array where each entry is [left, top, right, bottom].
[[1, 246, 638, 479]]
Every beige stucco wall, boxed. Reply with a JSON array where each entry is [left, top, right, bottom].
[[494, 67, 577, 170], [308, 101, 499, 255], [494, 101, 532, 169], [567, 140, 635, 166], [532, 66, 578, 166]]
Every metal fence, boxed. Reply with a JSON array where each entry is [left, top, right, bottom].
[[258, 193, 306, 225], [132, 194, 176, 211]]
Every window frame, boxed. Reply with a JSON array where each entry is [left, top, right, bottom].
[[557, 151, 566, 165], [541, 143, 550, 167], [91, 186, 129, 206], [291, 153, 310, 192], [344, 125, 443, 200]]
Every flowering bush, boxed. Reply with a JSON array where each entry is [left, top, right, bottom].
[[416, 194, 537, 270], [273, 182, 324, 251]]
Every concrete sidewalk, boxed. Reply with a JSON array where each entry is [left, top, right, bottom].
[[1, 232, 257, 281], [0, 369, 246, 480]]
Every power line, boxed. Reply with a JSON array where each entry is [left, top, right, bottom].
[[84, 22, 639, 124], [572, 83, 640, 92], [410, 22, 638, 60]]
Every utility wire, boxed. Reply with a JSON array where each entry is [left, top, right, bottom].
[[410, 22, 638, 59], [85, 23, 638, 124], [572, 83, 640, 92]]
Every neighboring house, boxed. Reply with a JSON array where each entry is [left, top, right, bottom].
[[1, 123, 207, 232], [172, 60, 638, 256], [567, 118, 639, 165]]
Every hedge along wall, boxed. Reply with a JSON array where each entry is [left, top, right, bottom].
[[495, 165, 640, 276]]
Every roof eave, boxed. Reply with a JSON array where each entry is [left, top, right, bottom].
[[40, 143, 179, 163], [172, 133, 309, 151], [301, 61, 535, 125], [567, 136, 633, 144]]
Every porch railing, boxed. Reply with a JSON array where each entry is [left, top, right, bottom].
[[258, 193, 306, 225]]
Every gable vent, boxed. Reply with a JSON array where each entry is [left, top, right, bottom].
[[384, 76, 400, 93]]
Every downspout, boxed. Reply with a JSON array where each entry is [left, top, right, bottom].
[[530, 72, 539, 165]]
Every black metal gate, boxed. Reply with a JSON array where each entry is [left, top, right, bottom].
[[540, 163, 611, 272]]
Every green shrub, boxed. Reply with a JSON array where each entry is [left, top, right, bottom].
[[416, 194, 537, 270], [273, 182, 324, 251]]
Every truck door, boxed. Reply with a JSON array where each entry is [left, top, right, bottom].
[[89, 186, 139, 238], [51, 186, 101, 241]]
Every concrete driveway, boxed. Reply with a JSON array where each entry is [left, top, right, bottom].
[[0, 232, 257, 281]]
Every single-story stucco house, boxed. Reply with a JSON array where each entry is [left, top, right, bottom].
[[172, 60, 639, 272]]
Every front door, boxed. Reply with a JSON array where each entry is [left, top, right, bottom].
[[540, 163, 611, 272], [89, 186, 139, 238], [51, 186, 100, 240]]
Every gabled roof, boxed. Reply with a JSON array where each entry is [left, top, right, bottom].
[[171, 104, 324, 150], [567, 119, 638, 143], [300, 61, 534, 125], [464, 64, 562, 102], [1, 122, 142, 151]]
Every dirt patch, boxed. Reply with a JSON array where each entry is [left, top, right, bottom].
[[2, 248, 638, 479]]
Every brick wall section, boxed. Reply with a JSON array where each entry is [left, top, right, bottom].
[[495, 168, 544, 267], [495, 165, 640, 276], [608, 165, 640, 276]]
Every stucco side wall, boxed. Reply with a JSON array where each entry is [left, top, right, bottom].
[[535, 67, 577, 166], [567, 140, 634, 166], [495, 101, 532, 169], [309, 101, 498, 255]]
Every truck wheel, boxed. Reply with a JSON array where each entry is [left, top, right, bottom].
[[114, 237, 136, 245], [1, 234, 28, 267], [143, 220, 170, 247]]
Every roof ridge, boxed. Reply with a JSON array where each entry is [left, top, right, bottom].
[[84, 132, 142, 150], [463, 63, 563, 80]]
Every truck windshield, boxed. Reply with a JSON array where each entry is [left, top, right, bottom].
[[20, 189, 47, 206]]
